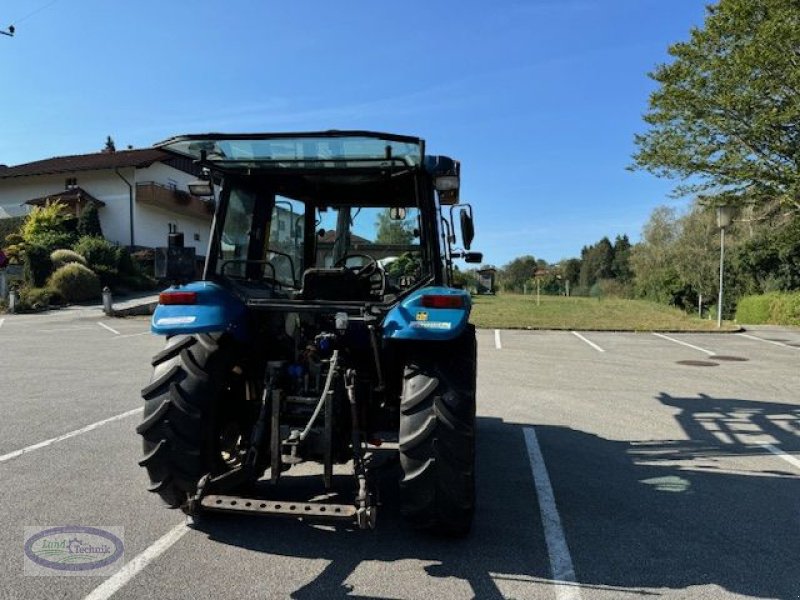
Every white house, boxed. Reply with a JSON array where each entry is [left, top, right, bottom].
[[0, 148, 213, 256]]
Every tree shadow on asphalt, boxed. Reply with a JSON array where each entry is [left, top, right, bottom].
[[538, 392, 800, 600], [193, 394, 800, 599]]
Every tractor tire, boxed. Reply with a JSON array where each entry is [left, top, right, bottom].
[[399, 325, 477, 536], [137, 333, 239, 508]]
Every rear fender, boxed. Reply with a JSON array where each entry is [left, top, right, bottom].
[[151, 281, 247, 341], [382, 286, 471, 341]]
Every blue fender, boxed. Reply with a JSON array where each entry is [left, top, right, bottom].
[[382, 286, 471, 341], [151, 281, 247, 341]]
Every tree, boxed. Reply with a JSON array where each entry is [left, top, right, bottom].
[[611, 234, 633, 282], [77, 201, 103, 238], [498, 255, 537, 292], [632, 0, 800, 210], [561, 258, 581, 290], [375, 209, 414, 245], [630, 206, 682, 303], [102, 136, 116, 153], [579, 237, 614, 288]]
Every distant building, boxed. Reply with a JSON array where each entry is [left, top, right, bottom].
[[477, 267, 496, 294], [0, 148, 212, 256]]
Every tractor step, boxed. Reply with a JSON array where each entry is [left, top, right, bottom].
[[200, 494, 357, 521]]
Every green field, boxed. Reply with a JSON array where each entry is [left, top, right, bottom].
[[470, 294, 739, 331]]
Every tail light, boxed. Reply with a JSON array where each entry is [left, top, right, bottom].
[[421, 294, 464, 309], [159, 291, 198, 305]]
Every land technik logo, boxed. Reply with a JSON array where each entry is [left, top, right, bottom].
[[24, 526, 124, 576]]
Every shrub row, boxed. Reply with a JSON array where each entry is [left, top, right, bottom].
[[735, 292, 800, 326]]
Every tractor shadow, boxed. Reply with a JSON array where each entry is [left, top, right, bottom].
[[193, 415, 550, 599], [193, 394, 800, 599]]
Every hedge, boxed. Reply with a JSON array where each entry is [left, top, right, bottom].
[[735, 292, 800, 326], [47, 263, 101, 303]]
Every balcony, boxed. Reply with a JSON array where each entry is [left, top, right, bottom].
[[135, 182, 214, 221]]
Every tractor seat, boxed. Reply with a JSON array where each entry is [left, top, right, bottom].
[[299, 268, 371, 301]]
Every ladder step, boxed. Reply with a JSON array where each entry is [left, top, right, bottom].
[[200, 494, 357, 521]]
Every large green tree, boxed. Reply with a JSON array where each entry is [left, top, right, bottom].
[[632, 0, 800, 209], [499, 255, 537, 292]]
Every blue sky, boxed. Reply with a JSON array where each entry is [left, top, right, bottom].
[[0, 0, 707, 266]]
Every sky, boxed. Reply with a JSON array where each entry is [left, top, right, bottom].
[[0, 0, 708, 266]]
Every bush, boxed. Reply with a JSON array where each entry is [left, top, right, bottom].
[[0, 216, 24, 246], [47, 263, 101, 303], [17, 286, 53, 311], [50, 248, 87, 269], [77, 202, 103, 237], [735, 292, 800, 326], [73, 235, 119, 285], [21, 201, 78, 251], [23, 244, 53, 287]]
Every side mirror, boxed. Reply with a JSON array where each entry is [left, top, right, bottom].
[[464, 251, 482, 264], [459, 209, 474, 250]]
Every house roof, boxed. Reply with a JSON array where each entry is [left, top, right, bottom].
[[0, 148, 197, 179], [318, 230, 371, 244], [24, 187, 106, 208]]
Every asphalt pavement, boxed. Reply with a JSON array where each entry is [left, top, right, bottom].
[[1, 309, 798, 599]]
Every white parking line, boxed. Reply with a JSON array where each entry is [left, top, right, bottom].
[[494, 329, 502, 350], [83, 523, 189, 600], [98, 321, 121, 335], [523, 427, 582, 600], [652, 332, 714, 355], [737, 332, 799, 350], [0, 318, 4, 329], [762, 444, 800, 470], [571, 331, 604, 353], [113, 331, 152, 340], [0, 408, 142, 463]]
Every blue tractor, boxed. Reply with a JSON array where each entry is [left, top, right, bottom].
[[137, 131, 481, 534]]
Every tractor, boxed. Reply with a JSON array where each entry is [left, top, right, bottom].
[[137, 131, 481, 535]]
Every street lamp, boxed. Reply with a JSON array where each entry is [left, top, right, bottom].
[[716, 205, 735, 328]]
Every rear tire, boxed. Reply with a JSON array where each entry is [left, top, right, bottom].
[[399, 325, 477, 535], [137, 333, 240, 508]]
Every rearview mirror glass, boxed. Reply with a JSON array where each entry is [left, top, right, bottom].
[[389, 207, 407, 220], [459, 209, 474, 250]]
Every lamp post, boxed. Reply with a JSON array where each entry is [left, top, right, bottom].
[[716, 205, 734, 328]]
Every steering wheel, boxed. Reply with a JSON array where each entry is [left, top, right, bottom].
[[333, 253, 385, 296], [333, 253, 379, 278]]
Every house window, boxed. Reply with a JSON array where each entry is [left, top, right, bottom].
[[65, 177, 78, 190], [193, 233, 200, 242]]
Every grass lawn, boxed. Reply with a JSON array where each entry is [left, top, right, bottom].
[[470, 294, 739, 331]]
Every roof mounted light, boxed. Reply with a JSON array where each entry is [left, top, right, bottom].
[[188, 180, 214, 197], [434, 175, 459, 192]]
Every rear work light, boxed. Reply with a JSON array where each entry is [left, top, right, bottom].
[[421, 294, 464, 309], [159, 291, 198, 305]]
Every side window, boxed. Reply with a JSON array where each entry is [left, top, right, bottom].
[[217, 188, 256, 278], [268, 196, 305, 285]]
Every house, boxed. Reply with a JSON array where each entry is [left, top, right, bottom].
[[0, 148, 213, 256]]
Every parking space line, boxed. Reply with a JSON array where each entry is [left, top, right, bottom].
[[523, 427, 582, 600], [0, 318, 4, 329], [0, 408, 142, 463], [737, 332, 799, 350], [652, 332, 714, 355], [98, 321, 121, 335], [83, 523, 189, 600], [571, 331, 604, 353], [762, 444, 800, 470], [494, 329, 502, 350], [113, 331, 152, 340]]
